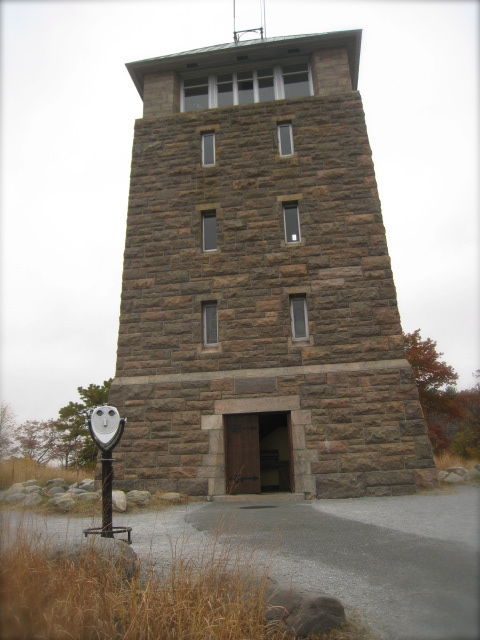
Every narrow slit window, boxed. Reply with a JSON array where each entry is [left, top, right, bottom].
[[283, 203, 301, 244], [202, 211, 217, 252], [203, 302, 218, 346], [290, 296, 308, 340], [202, 132, 215, 166], [278, 123, 294, 157]]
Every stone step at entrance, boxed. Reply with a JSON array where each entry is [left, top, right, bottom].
[[210, 492, 306, 503]]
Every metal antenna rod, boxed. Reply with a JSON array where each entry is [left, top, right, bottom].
[[233, 0, 236, 42]]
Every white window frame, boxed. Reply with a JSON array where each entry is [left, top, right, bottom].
[[278, 122, 294, 157], [181, 61, 312, 112], [283, 203, 301, 244], [202, 132, 215, 166], [202, 210, 217, 252], [203, 301, 218, 346], [290, 295, 309, 341]]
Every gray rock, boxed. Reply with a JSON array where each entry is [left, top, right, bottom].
[[46, 537, 138, 581], [466, 468, 480, 481], [24, 485, 42, 493], [437, 470, 448, 480], [48, 494, 75, 512], [24, 493, 43, 507], [0, 491, 6, 501], [75, 492, 100, 502], [126, 490, 152, 506], [23, 479, 39, 487], [443, 472, 465, 484], [446, 466, 467, 477], [5, 482, 26, 496], [112, 490, 127, 513], [475, 463, 480, 472], [264, 578, 345, 638], [159, 492, 182, 501], [80, 483, 96, 492], [46, 485, 68, 495], [69, 482, 79, 489], [5, 492, 27, 504], [68, 488, 87, 495], [45, 478, 66, 487]]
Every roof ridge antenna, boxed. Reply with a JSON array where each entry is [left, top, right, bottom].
[[233, 0, 267, 43]]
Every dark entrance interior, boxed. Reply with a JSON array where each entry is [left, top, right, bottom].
[[225, 412, 293, 495]]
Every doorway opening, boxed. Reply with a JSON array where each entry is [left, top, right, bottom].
[[224, 412, 293, 495]]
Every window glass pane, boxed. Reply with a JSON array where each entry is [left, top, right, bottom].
[[238, 71, 254, 104], [283, 64, 308, 74], [291, 297, 307, 339], [284, 205, 300, 243], [258, 77, 275, 102], [217, 74, 233, 107], [204, 303, 218, 345], [257, 68, 273, 78], [184, 77, 208, 88], [202, 133, 215, 166], [278, 123, 293, 156], [184, 86, 209, 111], [282, 64, 310, 99], [203, 212, 217, 251], [283, 73, 310, 98]]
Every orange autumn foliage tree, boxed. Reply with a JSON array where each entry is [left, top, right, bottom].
[[403, 329, 459, 451]]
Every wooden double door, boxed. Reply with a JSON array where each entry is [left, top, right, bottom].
[[224, 412, 293, 495]]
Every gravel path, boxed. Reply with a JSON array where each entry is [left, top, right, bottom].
[[2, 486, 479, 640]]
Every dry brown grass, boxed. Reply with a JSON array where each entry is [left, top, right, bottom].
[[0, 525, 281, 640], [434, 451, 480, 471], [0, 458, 92, 489], [0, 519, 377, 640]]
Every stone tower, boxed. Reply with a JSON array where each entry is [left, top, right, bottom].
[[109, 30, 437, 498]]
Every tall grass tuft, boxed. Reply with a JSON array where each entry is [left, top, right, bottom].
[[434, 451, 479, 471], [0, 522, 283, 640], [0, 458, 92, 489]]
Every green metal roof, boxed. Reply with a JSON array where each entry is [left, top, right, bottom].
[[126, 29, 362, 100]]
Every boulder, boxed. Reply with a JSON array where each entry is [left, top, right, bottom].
[[466, 468, 480, 481], [5, 493, 27, 504], [23, 479, 39, 487], [264, 578, 345, 638], [437, 470, 448, 481], [75, 492, 100, 502], [126, 490, 152, 506], [24, 493, 43, 507], [45, 537, 138, 581], [446, 466, 467, 478], [159, 492, 182, 502], [443, 472, 465, 484], [112, 490, 127, 513], [46, 485, 68, 495], [45, 478, 67, 487], [24, 485, 42, 494], [5, 483, 26, 496], [49, 494, 76, 512]]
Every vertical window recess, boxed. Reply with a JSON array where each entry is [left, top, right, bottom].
[[290, 296, 308, 340], [202, 132, 215, 166], [278, 123, 294, 157], [203, 302, 218, 346], [202, 211, 217, 251], [283, 203, 301, 244]]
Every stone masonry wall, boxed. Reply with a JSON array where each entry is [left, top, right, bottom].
[[111, 89, 435, 497]]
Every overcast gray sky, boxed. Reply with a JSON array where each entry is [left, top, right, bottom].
[[1, 0, 478, 424]]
